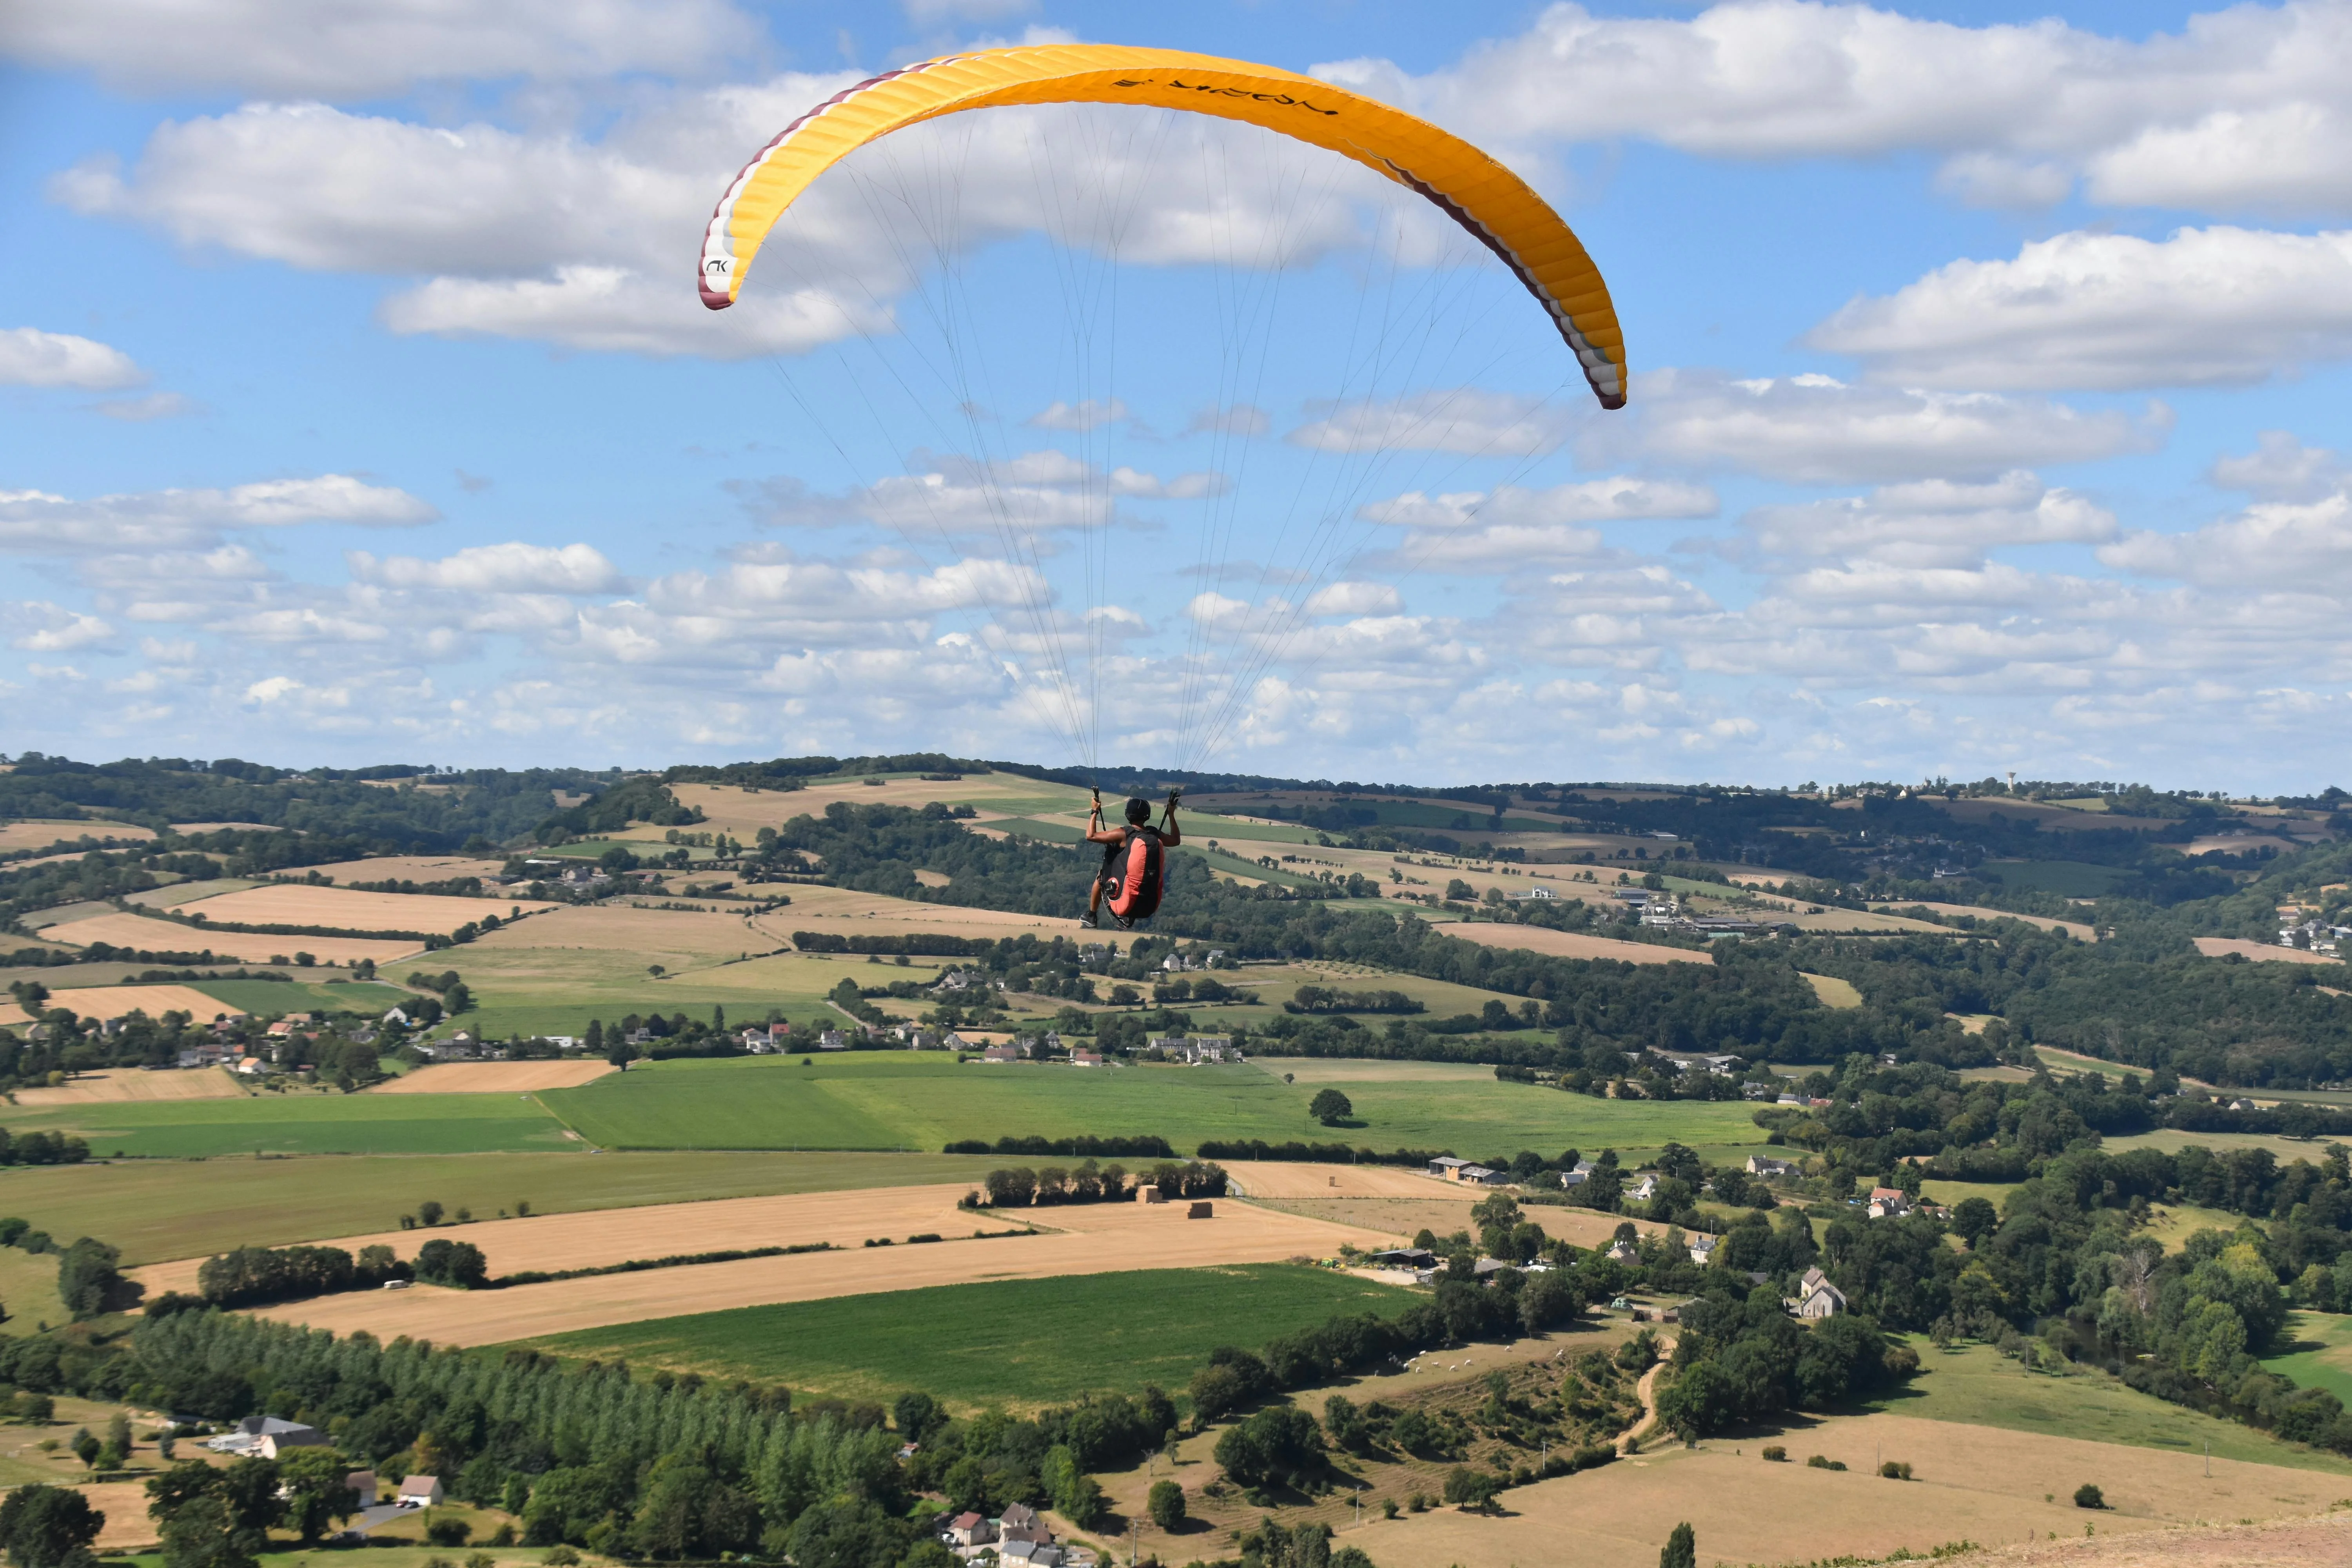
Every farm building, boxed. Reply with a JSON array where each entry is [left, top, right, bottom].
[[398, 1475, 445, 1507], [1746, 1154, 1796, 1177], [1867, 1187, 1913, 1219], [207, 1415, 325, 1458]]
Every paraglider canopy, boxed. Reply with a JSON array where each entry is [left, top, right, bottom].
[[699, 44, 1628, 408]]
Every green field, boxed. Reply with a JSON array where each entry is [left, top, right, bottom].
[[537, 1053, 1762, 1156], [1875, 1338, 2352, 1472], [2262, 1310, 2352, 1408], [195, 978, 414, 1015], [0, 1243, 69, 1332], [524, 1263, 1416, 1410], [5, 1091, 573, 1159], [0, 1149, 1008, 1263]]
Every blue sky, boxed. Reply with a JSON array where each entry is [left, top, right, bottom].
[[4, 1, 2350, 789]]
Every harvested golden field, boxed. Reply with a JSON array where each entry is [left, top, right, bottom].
[[0, 820, 154, 852], [40, 911, 425, 965], [1223, 1160, 1478, 1200], [1899, 902, 2100, 940], [0, 982, 246, 1030], [187, 883, 558, 934], [2194, 936, 2343, 966], [1802, 972, 1864, 1007], [1440, 923, 1706, 966], [373, 1060, 618, 1094], [15, 1065, 243, 1105], [748, 885, 1081, 942], [657, 776, 1094, 837], [1352, 1412, 2342, 1568], [301, 853, 509, 883], [249, 1195, 1393, 1344], [467, 902, 772, 959], [85, 1484, 164, 1551], [138, 1181, 988, 1297]]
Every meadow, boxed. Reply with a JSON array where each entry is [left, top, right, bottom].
[[0, 1090, 573, 1159], [522, 1263, 1416, 1410], [195, 978, 413, 1014], [1874, 1337, 2352, 1472], [2261, 1310, 2352, 1408], [537, 1053, 1764, 1157], [0, 1149, 1007, 1264]]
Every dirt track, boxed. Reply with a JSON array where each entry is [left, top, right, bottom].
[[242, 1194, 1398, 1345], [373, 1061, 616, 1094]]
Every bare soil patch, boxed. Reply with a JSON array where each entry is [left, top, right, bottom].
[[373, 1061, 618, 1094], [1439, 924, 1707, 967], [1941, 1512, 2348, 1568], [2194, 936, 2344, 967], [1351, 1411, 2339, 1568], [38, 911, 425, 965], [246, 1195, 1392, 1345], [188, 884, 558, 934], [16, 1065, 242, 1105]]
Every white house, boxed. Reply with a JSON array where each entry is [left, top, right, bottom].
[[1628, 1174, 1661, 1202], [1866, 1186, 1913, 1219], [397, 1475, 444, 1508], [1746, 1155, 1797, 1178], [1688, 1233, 1719, 1265]]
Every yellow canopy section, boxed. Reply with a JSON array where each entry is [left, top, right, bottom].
[[699, 44, 1628, 408]]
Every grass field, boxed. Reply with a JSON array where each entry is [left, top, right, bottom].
[[2261, 1310, 2352, 1408], [1800, 972, 1863, 1007], [524, 1263, 1415, 1409], [0, 1243, 70, 1332], [1876, 1338, 2352, 1471], [537, 1053, 1762, 1157], [1, 1091, 573, 1159], [0, 1149, 1009, 1264]]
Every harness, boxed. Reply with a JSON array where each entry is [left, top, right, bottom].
[[1100, 825, 1166, 927]]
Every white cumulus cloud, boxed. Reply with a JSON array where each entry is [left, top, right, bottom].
[[0, 475, 436, 554], [0, 327, 146, 390], [347, 543, 626, 595], [1808, 227, 2352, 390]]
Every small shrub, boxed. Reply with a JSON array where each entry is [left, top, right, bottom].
[[1381, 1498, 1398, 1519], [1407, 1492, 1429, 1513], [423, 1559, 454, 1568], [544, 1549, 581, 1567], [466, 1555, 495, 1568], [1761, 1446, 1788, 1463], [426, 1518, 471, 1547], [2074, 1484, 2105, 1510], [488, 1525, 516, 1546], [1878, 1461, 1913, 1480], [1806, 1455, 1847, 1471]]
